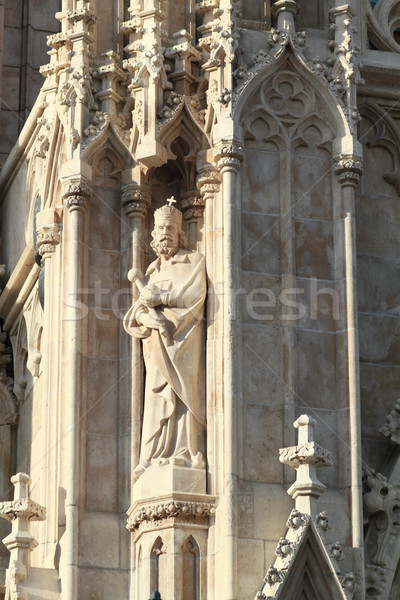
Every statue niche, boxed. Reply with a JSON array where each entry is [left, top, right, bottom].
[[123, 198, 207, 485]]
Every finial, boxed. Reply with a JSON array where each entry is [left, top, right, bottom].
[[279, 414, 333, 514], [166, 196, 176, 207]]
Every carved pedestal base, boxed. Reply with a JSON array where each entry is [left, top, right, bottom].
[[133, 465, 206, 501], [127, 492, 216, 600]]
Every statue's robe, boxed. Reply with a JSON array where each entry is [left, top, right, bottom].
[[123, 249, 206, 471]]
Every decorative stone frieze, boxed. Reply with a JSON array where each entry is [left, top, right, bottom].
[[127, 494, 216, 533]]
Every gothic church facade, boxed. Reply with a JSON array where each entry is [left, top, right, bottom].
[[0, 1, 400, 599]]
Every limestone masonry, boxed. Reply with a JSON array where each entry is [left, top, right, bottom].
[[0, 1, 400, 599]]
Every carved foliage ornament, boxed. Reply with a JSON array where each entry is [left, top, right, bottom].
[[333, 154, 363, 186], [0, 499, 46, 523], [380, 399, 400, 444], [127, 499, 216, 531], [63, 182, 92, 211], [279, 441, 333, 468], [363, 464, 400, 570], [122, 185, 151, 219], [255, 509, 355, 600], [214, 142, 243, 172]]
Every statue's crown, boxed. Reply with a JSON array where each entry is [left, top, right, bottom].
[[154, 197, 182, 227]]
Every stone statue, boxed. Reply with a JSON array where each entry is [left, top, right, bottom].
[[124, 198, 207, 479]]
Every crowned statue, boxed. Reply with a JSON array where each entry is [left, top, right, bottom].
[[123, 198, 207, 480]]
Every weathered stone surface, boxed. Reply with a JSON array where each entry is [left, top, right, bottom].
[[295, 220, 334, 280], [78, 513, 121, 569], [296, 330, 337, 410], [242, 323, 283, 404], [0, 2, 399, 599], [242, 213, 281, 274], [243, 404, 285, 483]]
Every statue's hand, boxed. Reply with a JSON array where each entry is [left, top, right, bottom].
[[137, 310, 163, 330], [140, 284, 162, 308]]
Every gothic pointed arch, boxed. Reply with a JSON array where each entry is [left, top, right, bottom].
[[182, 535, 200, 600], [234, 51, 351, 141], [150, 536, 167, 597], [359, 101, 400, 197], [157, 101, 209, 162], [82, 123, 134, 178]]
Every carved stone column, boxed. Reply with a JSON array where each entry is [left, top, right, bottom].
[[0, 473, 46, 599], [181, 190, 205, 252], [61, 180, 91, 600], [215, 142, 243, 600], [35, 209, 61, 565], [122, 183, 151, 491], [334, 153, 365, 598]]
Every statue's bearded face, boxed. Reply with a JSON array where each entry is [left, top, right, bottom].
[[153, 220, 179, 258]]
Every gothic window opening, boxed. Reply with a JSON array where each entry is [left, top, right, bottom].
[[182, 536, 200, 600], [150, 537, 167, 597]]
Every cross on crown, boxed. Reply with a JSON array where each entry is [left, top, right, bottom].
[[154, 196, 182, 227]]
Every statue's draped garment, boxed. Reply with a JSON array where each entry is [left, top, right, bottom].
[[124, 249, 206, 466]]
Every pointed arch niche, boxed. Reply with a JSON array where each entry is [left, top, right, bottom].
[[147, 126, 206, 253], [182, 536, 200, 600], [235, 53, 348, 494], [150, 537, 167, 598]]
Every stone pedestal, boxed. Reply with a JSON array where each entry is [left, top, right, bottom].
[[127, 489, 216, 600], [133, 466, 206, 501]]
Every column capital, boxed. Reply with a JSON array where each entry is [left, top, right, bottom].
[[181, 190, 205, 223], [122, 184, 151, 219], [36, 209, 61, 260], [63, 181, 92, 212], [214, 142, 243, 173], [333, 154, 363, 187], [196, 169, 220, 202]]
